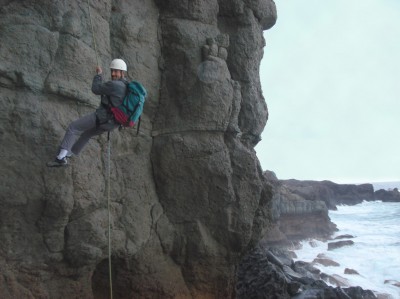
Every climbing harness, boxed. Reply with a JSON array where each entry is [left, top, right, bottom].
[[88, 1, 113, 299]]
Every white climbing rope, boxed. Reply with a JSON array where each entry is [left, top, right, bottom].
[[88, 1, 113, 299], [107, 132, 113, 299]]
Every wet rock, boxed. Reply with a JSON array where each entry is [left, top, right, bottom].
[[334, 234, 355, 240], [268, 247, 296, 267], [293, 260, 321, 280], [313, 258, 340, 267], [238, 248, 377, 299], [321, 273, 350, 287], [293, 283, 376, 299], [328, 240, 355, 250], [384, 280, 400, 288], [344, 268, 360, 275], [309, 240, 320, 247], [344, 286, 377, 299], [236, 247, 291, 299]]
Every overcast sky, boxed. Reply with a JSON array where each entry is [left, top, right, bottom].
[[255, 0, 400, 184]]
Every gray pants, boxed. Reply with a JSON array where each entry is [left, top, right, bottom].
[[60, 112, 117, 155]]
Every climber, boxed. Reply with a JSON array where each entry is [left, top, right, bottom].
[[46, 58, 128, 167]]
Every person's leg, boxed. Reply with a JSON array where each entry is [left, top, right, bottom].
[[47, 112, 98, 167], [70, 125, 105, 155], [59, 112, 98, 156], [72, 121, 120, 154]]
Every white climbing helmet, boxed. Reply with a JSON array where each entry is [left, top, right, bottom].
[[110, 58, 127, 71]]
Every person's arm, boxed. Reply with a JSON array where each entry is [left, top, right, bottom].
[[91, 66, 120, 96], [91, 66, 104, 95]]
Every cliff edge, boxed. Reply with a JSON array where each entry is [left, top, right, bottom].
[[0, 1, 277, 298]]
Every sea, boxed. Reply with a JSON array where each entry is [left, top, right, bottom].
[[293, 182, 400, 299]]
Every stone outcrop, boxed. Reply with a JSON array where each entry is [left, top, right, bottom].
[[345, 268, 360, 275], [282, 179, 375, 209], [261, 171, 337, 246], [328, 240, 355, 251], [374, 188, 400, 202], [0, 0, 279, 298], [281, 179, 400, 209], [236, 247, 377, 299]]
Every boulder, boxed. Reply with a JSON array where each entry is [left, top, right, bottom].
[[321, 274, 350, 287], [334, 234, 355, 240], [345, 268, 360, 275], [313, 258, 340, 267], [328, 240, 355, 251]]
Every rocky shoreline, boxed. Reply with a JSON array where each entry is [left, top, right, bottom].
[[239, 172, 400, 298], [281, 177, 400, 209], [236, 245, 378, 299], [261, 170, 399, 246], [237, 236, 398, 299]]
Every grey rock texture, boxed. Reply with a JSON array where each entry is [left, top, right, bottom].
[[0, 0, 278, 298], [328, 240, 355, 251], [262, 171, 337, 246], [237, 247, 377, 299], [282, 179, 375, 209]]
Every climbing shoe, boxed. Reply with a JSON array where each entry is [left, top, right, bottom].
[[46, 157, 68, 167]]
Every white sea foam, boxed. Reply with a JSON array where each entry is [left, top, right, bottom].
[[294, 201, 400, 299]]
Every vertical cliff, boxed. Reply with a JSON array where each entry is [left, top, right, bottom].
[[0, 0, 277, 298]]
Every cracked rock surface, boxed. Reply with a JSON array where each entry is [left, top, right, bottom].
[[0, 0, 278, 298]]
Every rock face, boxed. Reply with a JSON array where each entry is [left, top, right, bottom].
[[374, 188, 400, 202], [282, 179, 376, 209], [0, 0, 278, 298], [262, 171, 337, 246]]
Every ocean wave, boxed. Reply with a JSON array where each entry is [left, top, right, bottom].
[[295, 201, 400, 299]]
